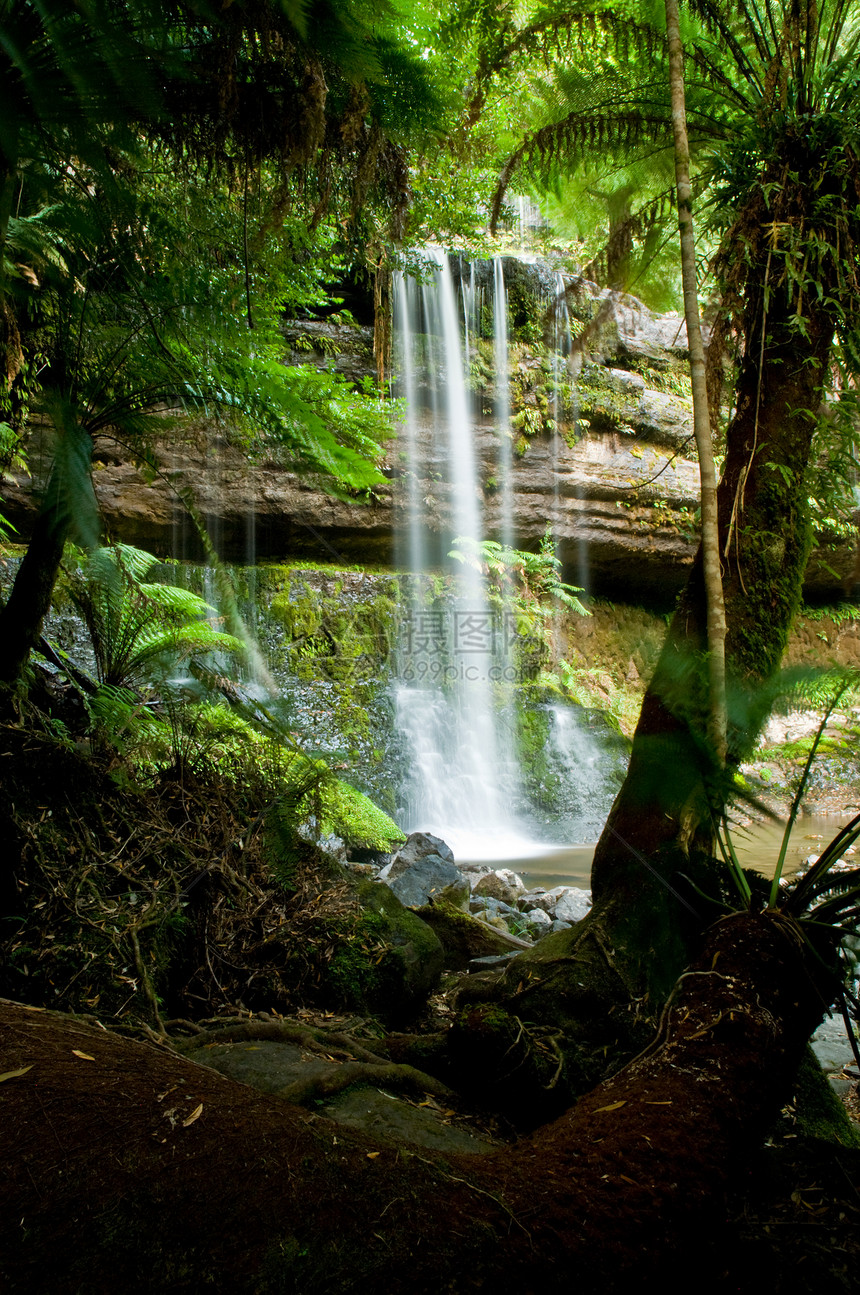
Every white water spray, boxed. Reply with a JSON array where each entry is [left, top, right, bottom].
[[393, 250, 530, 860], [493, 257, 514, 552]]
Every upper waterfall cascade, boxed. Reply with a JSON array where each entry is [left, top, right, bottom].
[[391, 251, 618, 863]]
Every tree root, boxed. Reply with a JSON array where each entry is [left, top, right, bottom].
[[176, 1019, 387, 1064], [173, 1018, 460, 1108], [277, 1060, 459, 1107]]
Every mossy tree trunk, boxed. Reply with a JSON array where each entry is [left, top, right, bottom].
[[586, 238, 835, 1004]]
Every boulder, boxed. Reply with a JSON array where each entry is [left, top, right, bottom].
[[387, 831, 455, 870], [470, 896, 517, 917], [416, 902, 533, 970], [378, 833, 468, 910], [518, 885, 592, 925], [554, 888, 592, 924], [350, 881, 445, 1023], [521, 907, 553, 935], [473, 873, 518, 905]]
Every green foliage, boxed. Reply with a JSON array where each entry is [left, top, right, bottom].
[[448, 530, 589, 617], [222, 727, 405, 854], [448, 530, 588, 682], [312, 776, 406, 853], [0, 0, 447, 689], [66, 544, 243, 689], [800, 602, 860, 626]]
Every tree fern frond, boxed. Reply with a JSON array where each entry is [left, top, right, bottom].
[[66, 544, 244, 688], [491, 110, 672, 232], [803, 866, 860, 905], [688, 0, 773, 85], [784, 811, 860, 914]]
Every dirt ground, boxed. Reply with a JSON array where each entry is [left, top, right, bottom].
[[2, 990, 858, 1294]]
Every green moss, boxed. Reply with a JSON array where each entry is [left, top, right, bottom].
[[792, 1046, 860, 1146], [768, 735, 839, 762], [317, 777, 405, 851], [326, 881, 444, 1023], [730, 469, 813, 692], [269, 586, 323, 640], [269, 578, 397, 686]]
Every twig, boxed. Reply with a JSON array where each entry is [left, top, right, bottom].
[[129, 927, 166, 1037]]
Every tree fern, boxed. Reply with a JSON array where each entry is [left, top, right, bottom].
[[66, 544, 244, 689]]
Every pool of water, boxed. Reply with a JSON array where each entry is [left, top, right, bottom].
[[455, 812, 856, 893]]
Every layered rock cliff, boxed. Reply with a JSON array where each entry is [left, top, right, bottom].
[[2, 261, 855, 601]]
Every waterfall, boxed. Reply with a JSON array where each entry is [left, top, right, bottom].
[[493, 257, 514, 552], [550, 273, 570, 560], [392, 272, 426, 578], [164, 249, 621, 872], [393, 250, 528, 860], [388, 251, 623, 864], [550, 273, 590, 596]]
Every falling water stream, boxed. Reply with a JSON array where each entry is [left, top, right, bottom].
[[493, 256, 514, 553], [393, 250, 526, 861], [392, 251, 617, 867]]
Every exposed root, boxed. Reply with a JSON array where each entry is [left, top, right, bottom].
[[277, 1060, 459, 1107], [178, 1019, 387, 1065]]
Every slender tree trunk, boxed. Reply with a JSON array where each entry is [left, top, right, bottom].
[[0, 911, 834, 1291], [0, 425, 96, 687], [664, 0, 726, 766]]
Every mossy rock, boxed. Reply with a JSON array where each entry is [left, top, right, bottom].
[[337, 881, 444, 1025], [415, 900, 528, 970]]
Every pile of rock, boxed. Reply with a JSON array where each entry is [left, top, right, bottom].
[[374, 832, 592, 947]]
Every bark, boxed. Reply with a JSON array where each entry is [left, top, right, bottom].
[[0, 427, 95, 687], [0, 911, 835, 1292], [664, 0, 726, 765], [0, 480, 70, 686], [584, 274, 834, 1001]]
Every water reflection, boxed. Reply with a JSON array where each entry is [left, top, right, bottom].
[[470, 813, 857, 893]]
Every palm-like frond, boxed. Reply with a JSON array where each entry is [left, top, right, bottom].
[[66, 544, 244, 689]]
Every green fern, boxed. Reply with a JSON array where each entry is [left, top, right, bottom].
[[66, 544, 244, 688]]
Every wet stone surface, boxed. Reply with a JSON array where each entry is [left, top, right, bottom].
[[192, 1040, 500, 1155]]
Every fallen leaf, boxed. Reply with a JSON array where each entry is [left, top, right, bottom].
[[0, 1065, 33, 1083], [593, 1100, 627, 1113], [366, 1151, 381, 1159], [72, 1050, 95, 1062], [182, 1103, 203, 1127]]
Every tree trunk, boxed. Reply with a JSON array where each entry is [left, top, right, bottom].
[[0, 491, 69, 686], [0, 911, 834, 1292], [664, 0, 726, 767], [0, 420, 96, 687]]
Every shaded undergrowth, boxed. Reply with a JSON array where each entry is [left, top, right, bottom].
[[0, 710, 396, 1031]]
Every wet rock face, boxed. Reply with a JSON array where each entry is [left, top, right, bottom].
[[2, 275, 855, 600], [378, 832, 469, 910]]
